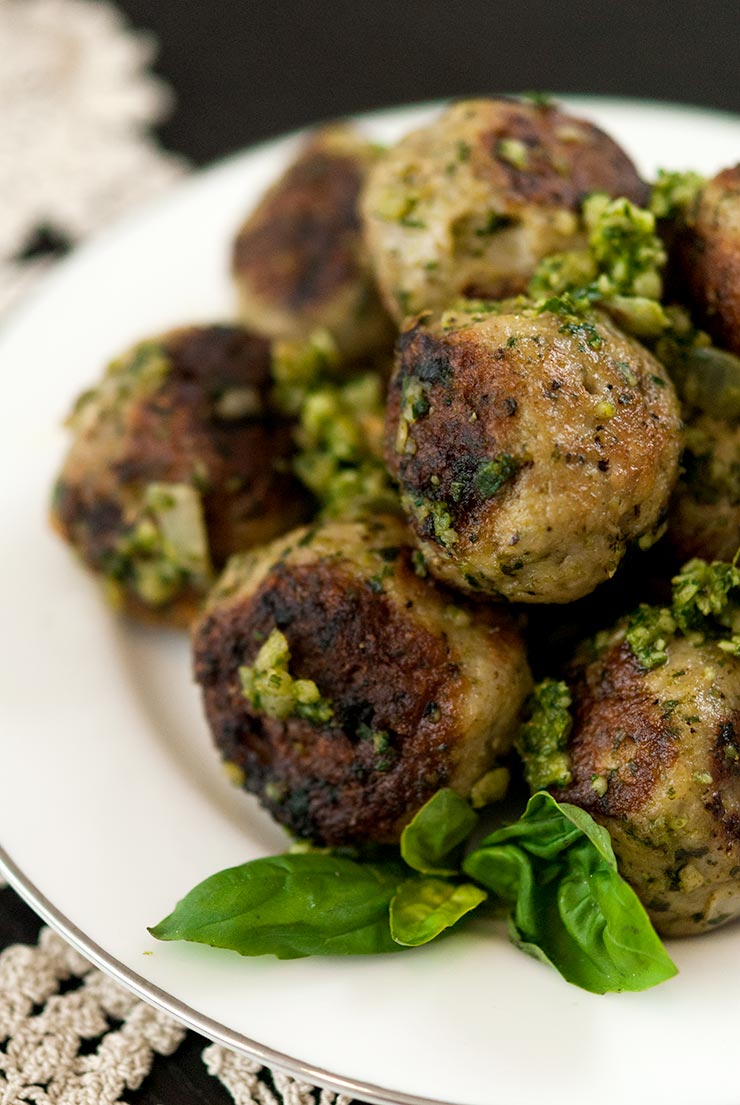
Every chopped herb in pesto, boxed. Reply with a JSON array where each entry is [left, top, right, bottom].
[[625, 605, 677, 670], [239, 628, 334, 725], [475, 454, 520, 498], [271, 328, 340, 416], [293, 372, 398, 519], [671, 558, 740, 635], [408, 496, 458, 550], [528, 193, 670, 341], [649, 169, 705, 220], [515, 679, 573, 793], [625, 557, 740, 669]]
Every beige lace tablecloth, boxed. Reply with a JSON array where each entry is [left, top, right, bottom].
[[0, 3, 357, 1102]]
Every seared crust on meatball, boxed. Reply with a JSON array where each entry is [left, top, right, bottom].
[[52, 325, 309, 627], [192, 515, 532, 845], [676, 165, 740, 354], [362, 97, 647, 320], [557, 630, 740, 936], [232, 125, 393, 358], [668, 413, 740, 564], [385, 305, 682, 603]]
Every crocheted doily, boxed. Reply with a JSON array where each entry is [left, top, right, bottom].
[[0, 917, 353, 1105], [0, 0, 185, 315]]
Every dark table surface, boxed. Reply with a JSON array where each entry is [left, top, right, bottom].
[[4, 1, 740, 1101]]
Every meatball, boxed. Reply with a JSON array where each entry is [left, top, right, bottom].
[[192, 515, 532, 845], [556, 628, 740, 936], [232, 125, 393, 358], [51, 325, 309, 627], [361, 97, 647, 321], [669, 413, 740, 563], [676, 164, 740, 354], [385, 304, 682, 603]]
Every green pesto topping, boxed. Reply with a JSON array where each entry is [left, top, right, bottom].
[[625, 558, 740, 669], [105, 482, 212, 608], [515, 679, 574, 793], [239, 628, 334, 725], [649, 169, 705, 220], [529, 193, 669, 341], [271, 328, 340, 416], [528, 251, 597, 300], [583, 194, 666, 299], [293, 372, 397, 519], [475, 453, 520, 498], [671, 558, 740, 635], [497, 137, 529, 171], [408, 496, 458, 550], [625, 606, 678, 671]]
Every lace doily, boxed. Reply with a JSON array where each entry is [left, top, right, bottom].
[[0, 0, 185, 314], [0, 918, 354, 1105]]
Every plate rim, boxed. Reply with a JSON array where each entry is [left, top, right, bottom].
[[4, 93, 740, 1105], [0, 845, 450, 1105]]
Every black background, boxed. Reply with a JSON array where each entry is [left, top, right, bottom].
[[117, 0, 740, 165], [5, 2, 740, 1101]]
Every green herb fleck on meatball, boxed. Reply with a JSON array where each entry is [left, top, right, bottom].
[[475, 453, 521, 498]]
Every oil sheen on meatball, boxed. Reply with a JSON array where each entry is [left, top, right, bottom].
[[361, 97, 647, 321], [677, 164, 740, 355], [556, 629, 740, 936], [232, 125, 393, 358], [192, 515, 532, 846], [385, 305, 682, 603], [51, 325, 309, 627]]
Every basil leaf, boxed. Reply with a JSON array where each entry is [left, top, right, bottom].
[[463, 792, 677, 993], [149, 853, 405, 958], [390, 877, 487, 946], [401, 788, 478, 875]]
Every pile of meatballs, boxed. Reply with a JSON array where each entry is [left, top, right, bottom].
[[52, 97, 740, 938]]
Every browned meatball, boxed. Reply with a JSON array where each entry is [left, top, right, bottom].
[[385, 304, 682, 603], [668, 413, 740, 564], [51, 325, 310, 627], [192, 515, 532, 846], [557, 628, 740, 936], [676, 165, 740, 354], [232, 125, 393, 358], [361, 97, 647, 321]]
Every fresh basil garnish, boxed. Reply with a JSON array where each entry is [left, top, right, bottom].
[[400, 787, 478, 875], [390, 877, 487, 946], [149, 853, 405, 958], [463, 792, 678, 993], [149, 789, 677, 993]]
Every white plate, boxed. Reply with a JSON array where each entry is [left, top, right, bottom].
[[3, 98, 740, 1105]]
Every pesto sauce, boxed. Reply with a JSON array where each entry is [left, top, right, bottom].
[[239, 628, 334, 725], [515, 679, 574, 792]]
